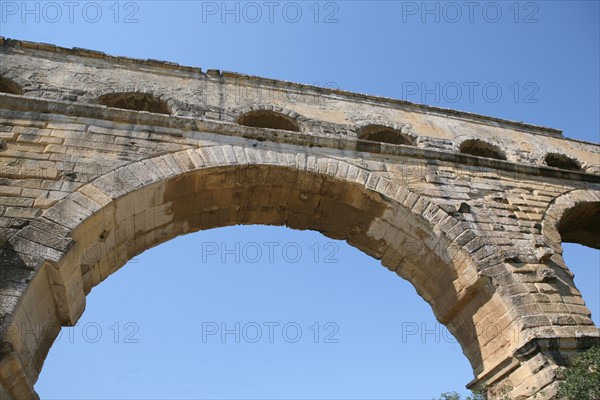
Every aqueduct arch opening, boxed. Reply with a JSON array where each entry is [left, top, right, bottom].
[[236, 110, 301, 132], [542, 189, 600, 252], [96, 92, 171, 115]]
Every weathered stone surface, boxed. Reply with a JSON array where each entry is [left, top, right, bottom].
[[0, 39, 599, 399]]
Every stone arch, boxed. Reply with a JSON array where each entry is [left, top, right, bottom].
[[544, 152, 582, 172], [542, 189, 600, 252], [354, 120, 414, 137], [81, 85, 182, 114], [95, 91, 171, 115], [233, 106, 307, 132], [458, 139, 507, 161], [355, 122, 415, 153], [1, 147, 563, 399], [0, 76, 23, 95]]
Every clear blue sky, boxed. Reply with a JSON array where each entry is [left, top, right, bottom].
[[1, 1, 599, 399]]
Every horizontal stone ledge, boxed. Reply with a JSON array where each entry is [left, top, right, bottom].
[[0, 37, 567, 138], [517, 327, 600, 348], [1, 94, 599, 185], [466, 354, 520, 392]]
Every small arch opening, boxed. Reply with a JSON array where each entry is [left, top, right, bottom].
[[236, 110, 300, 132], [459, 139, 506, 160], [0, 76, 23, 95], [360, 126, 411, 145], [558, 202, 600, 250], [544, 153, 582, 171], [97, 92, 171, 115], [357, 125, 412, 152]]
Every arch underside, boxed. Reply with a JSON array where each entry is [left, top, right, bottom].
[[2, 152, 521, 398]]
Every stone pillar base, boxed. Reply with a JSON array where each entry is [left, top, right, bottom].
[[468, 333, 600, 399]]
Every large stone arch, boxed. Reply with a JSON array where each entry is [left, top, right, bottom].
[[1, 145, 531, 399]]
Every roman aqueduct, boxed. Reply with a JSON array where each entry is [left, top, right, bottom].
[[0, 38, 599, 399]]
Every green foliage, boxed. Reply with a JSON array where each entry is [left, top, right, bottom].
[[434, 382, 513, 400], [435, 392, 461, 400], [437, 346, 600, 400], [433, 391, 485, 400], [557, 345, 600, 400]]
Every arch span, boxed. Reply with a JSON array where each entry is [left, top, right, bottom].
[[236, 109, 301, 132], [542, 189, 600, 252], [356, 124, 414, 153], [1, 145, 525, 398], [96, 92, 171, 115], [459, 139, 507, 161]]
